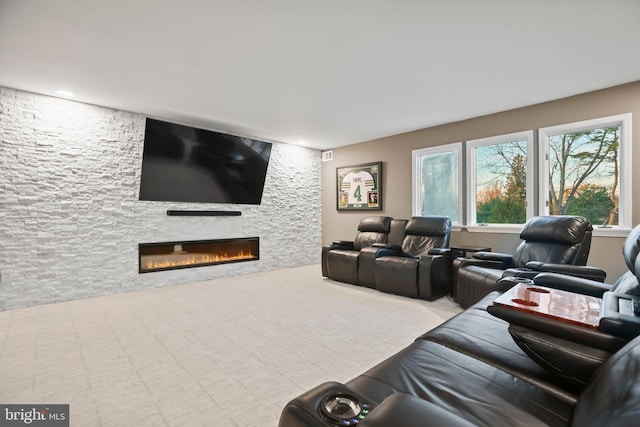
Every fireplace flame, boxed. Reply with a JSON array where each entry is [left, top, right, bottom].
[[142, 250, 255, 272]]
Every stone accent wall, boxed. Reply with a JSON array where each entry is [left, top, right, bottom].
[[0, 87, 322, 310]]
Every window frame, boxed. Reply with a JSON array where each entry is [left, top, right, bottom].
[[538, 113, 632, 236], [411, 142, 463, 227], [465, 130, 535, 232]]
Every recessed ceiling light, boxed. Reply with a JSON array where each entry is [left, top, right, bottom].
[[55, 89, 76, 98]]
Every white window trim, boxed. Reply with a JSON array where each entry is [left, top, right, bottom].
[[464, 224, 524, 234], [538, 113, 632, 236], [465, 130, 535, 231], [412, 142, 463, 228]]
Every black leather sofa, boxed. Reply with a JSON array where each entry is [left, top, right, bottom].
[[280, 226, 640, 426], [280, 294, 640, 426], [322, 216, 452, 300]]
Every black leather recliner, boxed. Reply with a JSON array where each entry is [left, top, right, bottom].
[[374, 216, 452, 300], [322, 216, 392, 285], [532, 222, 640, 298], [452, 215, 593, 308], [280, 225, 640, 427]]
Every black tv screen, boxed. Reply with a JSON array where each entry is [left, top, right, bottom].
[[139, 118, 272, 204]]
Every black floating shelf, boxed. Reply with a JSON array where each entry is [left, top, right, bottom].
[[166, 210, 242, 217]]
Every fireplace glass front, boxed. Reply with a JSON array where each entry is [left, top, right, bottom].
[[138, 237, 259, 273]]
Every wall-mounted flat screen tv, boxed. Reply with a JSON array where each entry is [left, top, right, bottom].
[[139, 118, 272, 204]]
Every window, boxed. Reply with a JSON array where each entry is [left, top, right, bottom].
[[466, 131, 535, 226], [412, 143, 462, 223], [412, 115, 632, 234], [539, 114, 632, 231]]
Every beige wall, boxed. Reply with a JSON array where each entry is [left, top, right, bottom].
[[322, 81, 640, 281]]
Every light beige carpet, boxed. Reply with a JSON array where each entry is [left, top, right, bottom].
[[0, 264, 462, 426]]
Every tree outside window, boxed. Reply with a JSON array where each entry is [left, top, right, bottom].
[[475, 142, 527, 224], [540, 113, 631, 231], [547, 126, 619, 226], [468, 131, 534, 226]]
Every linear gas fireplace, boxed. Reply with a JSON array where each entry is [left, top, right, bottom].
[[138, 237, 259, 273]]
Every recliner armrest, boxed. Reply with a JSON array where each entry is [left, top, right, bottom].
[[487, 303, 626, 353], [453, 256, 514, 271], [371, 243, 402, 251], [359, 245, 404, 287], [418, 251, 453, 301], [472, 251, 513, 264], [428, 247, 451, 256], [361, 393, 475, 427], [365, 244, 402, 257], [599, 291, 640, 340], [332, 240, 355, 249], [488, 289, 628, 387], [504, 324, 614, 388], [278, 381, 376, 427], [533, 272, 612, 298], [525, 261, 607, 282]]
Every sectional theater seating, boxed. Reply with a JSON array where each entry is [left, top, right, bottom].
[[322, 216, 452, 301], [282, 226, 640, 426], [279, 291, 640, 426]]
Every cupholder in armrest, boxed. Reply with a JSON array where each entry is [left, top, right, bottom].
[[279, 381, 376, 427], [320, 392, 374, 426]]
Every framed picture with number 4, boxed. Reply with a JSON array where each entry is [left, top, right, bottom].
[[336, 161, 382, 211]]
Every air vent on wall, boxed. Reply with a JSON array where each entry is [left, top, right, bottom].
[[321, 150, 333, 162]]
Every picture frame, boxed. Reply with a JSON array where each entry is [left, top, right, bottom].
[[336, 161, 382, 211]]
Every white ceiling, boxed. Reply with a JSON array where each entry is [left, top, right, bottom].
[[1, 1, 639, 150]]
